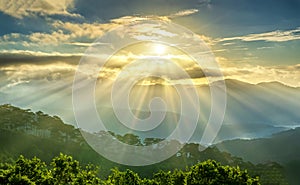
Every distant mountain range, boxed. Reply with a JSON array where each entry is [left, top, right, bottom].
[[1, 79, 299, 143], [216, 127, 300, 163], [0, 104, 291, 185], [215, 128, 300, 184], [79, 79, 300, 143]]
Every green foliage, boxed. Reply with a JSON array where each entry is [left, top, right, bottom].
[[172, 169, 186, 185], [153, 170, 173, 184], [0, 153, 101, 185], [0, 154, 260, 185], [118, 134, 142, 146], [0, 155, 50, 184], [50, 153, 102, 184], [106, 169, 141, 185], [186, 160, 260, 185]]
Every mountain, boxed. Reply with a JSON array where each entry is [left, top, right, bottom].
[[215, 128, 300, 185], [94, 79, 300, 143], [0, 79, 299, 143], [196, 79, 300, 142], [222, 79, 300, 126], [0, 104, 289, 184]]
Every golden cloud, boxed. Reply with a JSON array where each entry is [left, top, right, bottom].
[[0, 0, 80, 18], [218, 57, 300, 87]]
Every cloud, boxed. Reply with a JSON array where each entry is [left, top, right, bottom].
[[0, 50, 81, 66], [28, 30, 70, 44], [0, 0, 80, 18], [168, 9, 199, 18], [51, 13, 175, 41], [50, 8, 199, 40], [1, 33, 21, 40], [220, 62, 300, 87], [50, 16, 165, 43], [0, 10, 207, 54], [0, 49, 81, 57], [256, 46, 275, 50], [0, 60, 78, 93], [52, 21, 114, 40], [124, 23, 178, 41], [0, 13, 187, 50], [1, 62, 75, 81], [218, 28, 300, 42]]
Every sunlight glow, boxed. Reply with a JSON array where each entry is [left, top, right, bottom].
[[154, 44, 166, 55]]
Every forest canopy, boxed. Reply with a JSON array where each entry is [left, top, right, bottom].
[[0, 153, 260, 185]]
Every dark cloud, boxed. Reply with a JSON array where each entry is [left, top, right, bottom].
[[185, 67, 205, 79], [0, 55, 81, 66], [294, 64, 300, 70]]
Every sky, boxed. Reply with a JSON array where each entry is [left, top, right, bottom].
[[0, 0, 300, 105], [0, 0, 300, 90]]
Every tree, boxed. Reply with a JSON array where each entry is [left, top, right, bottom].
[[0, 155, 260, 185], [117, 134, 142, 146], [186, 160, 260, 185], [153, 170, 173, 184], [0, 154, 101, 185], [172, 169, 186, 185], [106, 169, 141, 185], [0, 155, 50, 184]]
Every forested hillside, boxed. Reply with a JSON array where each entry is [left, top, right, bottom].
[[216, 128, 300, 185], [0, 104, 289, 184]]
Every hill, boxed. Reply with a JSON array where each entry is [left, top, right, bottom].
[[216, 128, 300, 184], [0, 104, 289, 184]]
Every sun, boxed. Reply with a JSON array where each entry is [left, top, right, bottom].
[[154, 44, 166, 55]]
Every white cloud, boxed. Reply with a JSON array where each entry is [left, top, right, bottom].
[[0, 0, 80, 18], [1, 33, 21, 40], [218, 28, 300, 42], [52, 21, 112, 39], [28, 30, 70, 44], [168, 9, 199, 18]]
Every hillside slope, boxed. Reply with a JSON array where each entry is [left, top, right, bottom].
[[0, 104, 289, 184], [216, 128, 300, 184]]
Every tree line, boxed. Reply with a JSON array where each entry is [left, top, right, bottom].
[[0, 153, 260, 185]]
